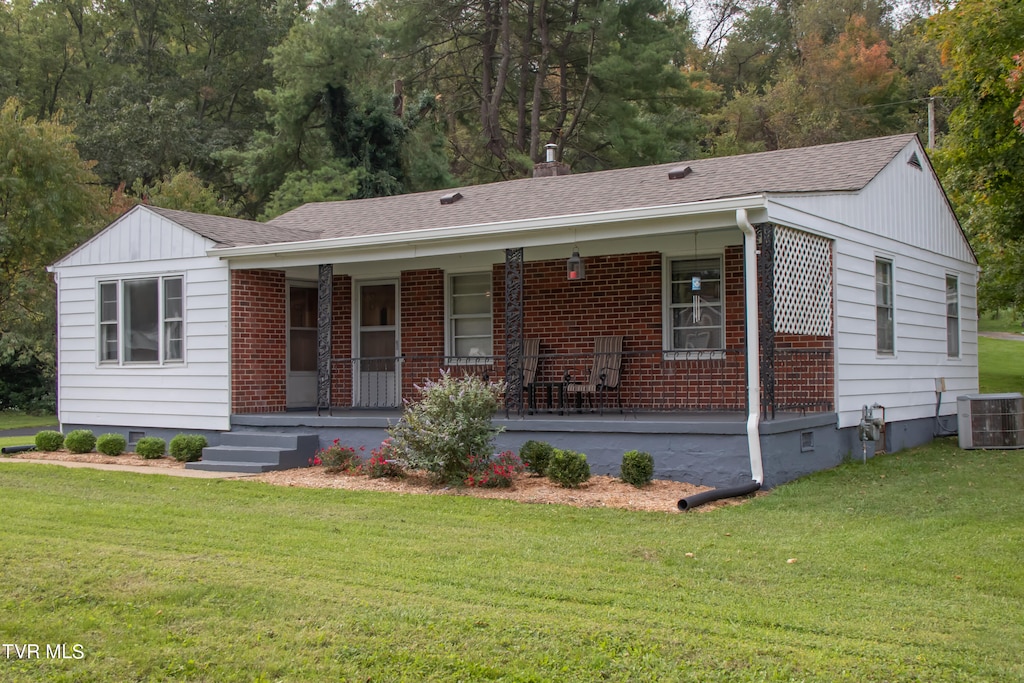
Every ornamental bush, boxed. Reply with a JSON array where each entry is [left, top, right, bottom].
[[547, 448, 591, 488], [34, 430, 64, 452], [465, 450, 525, 488], [520, 440, 554, 476], [388, 371, 505, 483], [315, 440, 360, 473], [135, 437, 166, 459], [64, 429, 96, 454], [620, 450, 654, 487], [363, 439, 405, 478], [169, 434, 207, 462], [96, 433, 127, 456]]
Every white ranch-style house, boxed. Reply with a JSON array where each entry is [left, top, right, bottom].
[[49, 134, 978, 487]]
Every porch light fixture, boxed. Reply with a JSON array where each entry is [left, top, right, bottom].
[[566, 248, 585, 281]]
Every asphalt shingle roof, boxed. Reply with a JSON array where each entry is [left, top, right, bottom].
[[145, 205, 319, 248], [158, 134, 919, 248]]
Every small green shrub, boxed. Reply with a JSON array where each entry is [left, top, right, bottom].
[[620, 450, 654, 487], [96, 433, 127, 456], [169, 434, 207, 462], [520, 440, 554, 476], [547, 448, 591, 488], [34, 430, 64, 452], [64, 429, 96, 454], [135, 437, 166, 459]]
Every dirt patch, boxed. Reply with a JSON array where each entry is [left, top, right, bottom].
[[8, 450, 753, 513]]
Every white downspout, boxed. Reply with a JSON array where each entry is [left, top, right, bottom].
[[736, 209, 764, 484]]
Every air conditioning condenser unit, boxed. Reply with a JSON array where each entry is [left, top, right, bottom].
[[957, 393, 1024, 449]]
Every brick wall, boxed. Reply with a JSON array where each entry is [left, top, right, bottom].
[[229, 252, 834, 414], [399, 269, 445, 399], [331, 275, 353, 407], [230, 269, 286, 413], [772, 334, 834, 411]]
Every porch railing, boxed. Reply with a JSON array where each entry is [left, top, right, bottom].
[[327, 347, 832, 417]]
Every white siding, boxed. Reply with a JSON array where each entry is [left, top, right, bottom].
[[766, 149, 979, 429], [52, 210, 230, 431], [54, 205, 214, 267], [770, 142, 974, 264]]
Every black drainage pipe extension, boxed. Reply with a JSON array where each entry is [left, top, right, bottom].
[[677, 480, 761, 511], [1, 445, 36, 455]]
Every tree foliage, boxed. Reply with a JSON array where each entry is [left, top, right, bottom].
[[3, 0, 1022, 388], [0, 98, 105, 341], [0, 97, 105, 410], [929, 0, 1024, 312]]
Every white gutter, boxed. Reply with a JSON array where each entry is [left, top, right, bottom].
[[736, 208, 764, 485], [208, 195, 767, 260]]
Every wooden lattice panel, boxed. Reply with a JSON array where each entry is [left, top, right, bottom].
[[773, 226, 833, 336]]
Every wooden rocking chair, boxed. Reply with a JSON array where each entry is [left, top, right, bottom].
[[565, 336, 624, 415], [521, 338, 540, 411]]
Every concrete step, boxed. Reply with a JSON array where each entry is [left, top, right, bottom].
[[197, 445, 284, 465], [184, 431, 319, 473], [185, 461, 281, 473], [217, 432, 318, 450]]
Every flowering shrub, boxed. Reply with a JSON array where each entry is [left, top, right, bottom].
[[361, 439, 404, 478], [315, 439, 361, 473], [388, 371, 505, 483], [464, 451, 524, 488]]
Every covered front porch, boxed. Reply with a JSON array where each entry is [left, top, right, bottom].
[[222, 205, 838, 487]]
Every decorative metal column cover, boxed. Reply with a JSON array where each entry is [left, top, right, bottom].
[[504, 248, 524, 417], [316, 263, 333, 415], [756, 223, 776, 420]]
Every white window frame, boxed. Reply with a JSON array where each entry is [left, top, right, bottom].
[[97, 275, 185, 366], [445, 271, 493, 363], [875, 257, 895, 356], [946, 274, 960, 359], [663, 254, 726, 359]]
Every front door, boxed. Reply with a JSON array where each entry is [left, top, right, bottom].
[[356, 281, 399, 407], [286, 283, 318, 408]]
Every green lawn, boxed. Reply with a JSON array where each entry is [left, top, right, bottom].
[[1, 440, 1022, 682], [978, 308, 1024, 334], [0, 411, 56, 431], [978, 336, 1024, 394]]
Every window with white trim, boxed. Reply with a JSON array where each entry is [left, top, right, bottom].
[[667, 257, 724, 350], [447, 272, 492, 358], [98, 276, 184, 364], [946, 274, 960, 358], [875, 258, 894, 354]]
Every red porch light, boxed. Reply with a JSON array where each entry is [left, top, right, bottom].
[[566, 248, 585, 281]]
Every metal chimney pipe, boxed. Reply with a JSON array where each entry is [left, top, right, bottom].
[[545, 143, 557, 163]]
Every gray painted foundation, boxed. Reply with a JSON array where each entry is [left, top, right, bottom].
[[62, 412, 948, 489]]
